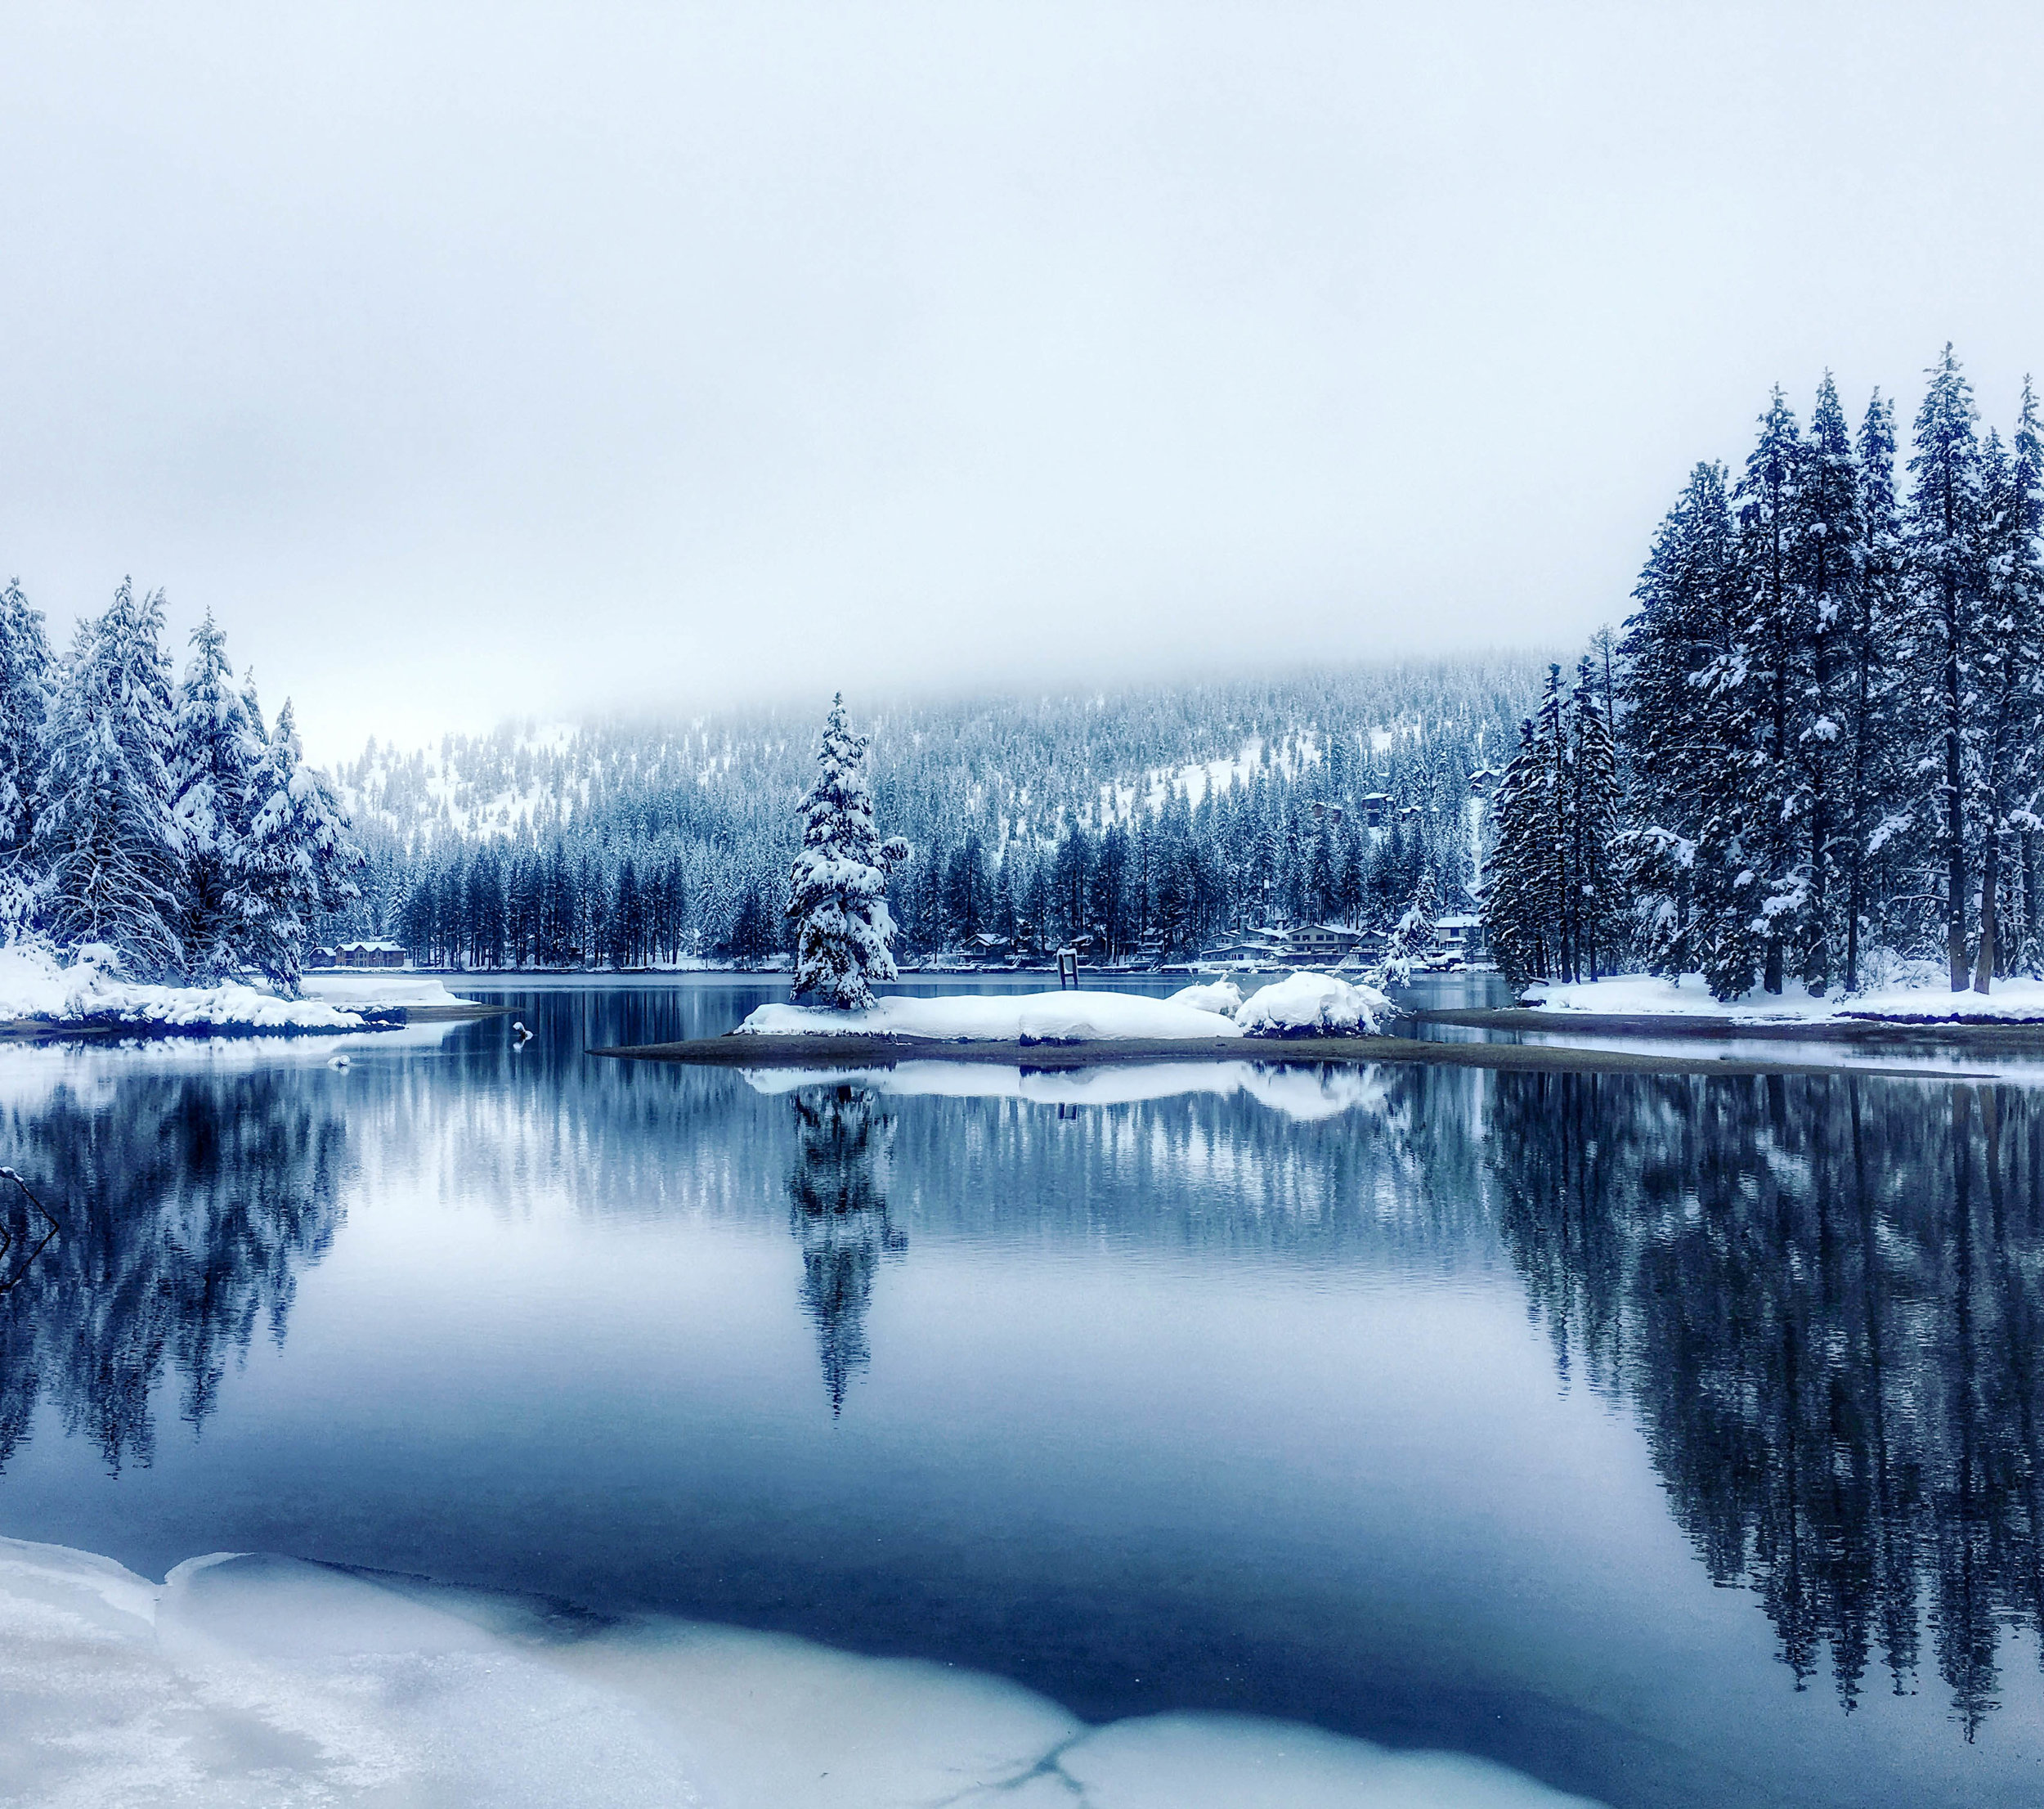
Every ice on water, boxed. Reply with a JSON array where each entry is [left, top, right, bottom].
[[1, 1535, 1602, 1808]]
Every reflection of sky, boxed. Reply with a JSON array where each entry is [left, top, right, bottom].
[[1, 993, 2040, 1808]]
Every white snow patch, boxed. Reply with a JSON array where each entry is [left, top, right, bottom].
[[1235, 972, 1392, 1037], [298, 973, 474, 1009], [0, 941, 364, 1033], [737, 990, 1244, 1043], [1521, 972, 2044, 1026], [1167, 979, 1244, 1017], [0, 1535, 1602, 1809]]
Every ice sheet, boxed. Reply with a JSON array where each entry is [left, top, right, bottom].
[[0, 1536, 1605, 1808]]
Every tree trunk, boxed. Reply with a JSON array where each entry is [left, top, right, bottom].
[[1945, 603, 1969, 990], [1975, 834, 2000, 994]]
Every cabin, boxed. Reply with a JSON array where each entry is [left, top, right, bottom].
[[334, 938, 407, 969], [1282, 922, 1365, 963], [1436, 913, 1486, 959], [1360, 792, 1391, 830], [307, 946, 337, 969]]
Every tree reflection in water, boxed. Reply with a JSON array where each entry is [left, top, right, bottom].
[[1488, 1070, 2044, 1735], [0, 1066, 349, 1476], [786, 1084, 904, 1415]]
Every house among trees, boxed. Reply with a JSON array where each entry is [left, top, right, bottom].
[[1282, 922, 1365, 963], [334, 937, 406, 968]]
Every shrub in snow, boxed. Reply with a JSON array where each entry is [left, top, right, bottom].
[[787, 695, 910, 1011], [1233, 972, 1390, 1038], [1168, 979, 1244, 1016]]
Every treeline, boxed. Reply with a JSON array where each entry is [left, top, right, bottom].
[[340, 662, 1549, 968], [1488, 348, 2044, 998], [0, 579, 359, 987]]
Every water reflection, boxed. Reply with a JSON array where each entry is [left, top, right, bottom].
[[787, 1084, 905, 1413], [0, 1062, 350, 1475], [1490, 1070, 2044, 1735]]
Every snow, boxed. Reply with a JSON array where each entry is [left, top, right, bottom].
[[1519, 971, 2044, 1025], [0, 1534, 1598, 1809], [0, 940, 365, 1033], [1166, 978, 1244, 1016], [298, 972, 474, 1009], [737, 989, 1246, 1042], [1234, 971, 1392, 1037]]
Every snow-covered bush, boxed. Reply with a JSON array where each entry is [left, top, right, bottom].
[[1168, 979, 1244, 1017], [1233, 972, 1390, 1038]]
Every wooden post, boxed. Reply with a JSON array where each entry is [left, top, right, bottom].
[[1058, 946, 1078, 990]]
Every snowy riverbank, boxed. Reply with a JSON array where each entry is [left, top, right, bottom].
[[734, 974, 1392, 1042], [0, 1533, 1598, 1809], [0, 943, 476, 1035], [1517, 971, 2044, 1026]]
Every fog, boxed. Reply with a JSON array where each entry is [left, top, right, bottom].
[[2, 2, 2038, 760]]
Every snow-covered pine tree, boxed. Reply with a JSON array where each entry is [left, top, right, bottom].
[[32, 581, 184, 974], [235, 700, 363, 991], [1483, 719, 1555, 988], [787, 694, 910, 1009], [168, 613, 262, 981], [1733, 387, 1806, 994], [1791, 373, 1862, 994], [0, 579, 51, 929], [1970, 384, 2044, 989], [1617, 462, 1737, 985], [1379, 864, 1437, 984], [1904, 345, 1984, 990], [1568, 654, 1622, 979], [1842, 390, 1907, 991]]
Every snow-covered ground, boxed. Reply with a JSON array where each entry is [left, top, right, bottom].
[[0, 943, 477, 1034], [0, 1535, 1597, 1809], [0, 942, 364, 1033], [736, 975, 1392, 1041], [298, 972, 475, 1009], [1519, 972, 2044, 1025]]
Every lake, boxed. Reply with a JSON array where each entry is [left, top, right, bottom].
[[2, 975, 2042, 1807]]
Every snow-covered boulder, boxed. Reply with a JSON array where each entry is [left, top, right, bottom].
[[1232, 972, 1390, 1038], [1167, 979, 1244, 1017]]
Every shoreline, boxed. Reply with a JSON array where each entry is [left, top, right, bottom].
[[594, 1030, 1992, 1082], [1415, 1006, 2044, 1049], [0, 1000, 511, 1044]]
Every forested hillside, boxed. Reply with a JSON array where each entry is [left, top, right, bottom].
[[329, 659, 1547, 967]]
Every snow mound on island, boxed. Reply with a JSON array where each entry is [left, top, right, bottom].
[[0, 1534, 1604, 1809], [1235, 971, 1392, 1037], [1168, 978, 1244, 1016], [0, 940, 365, 1033], [737, 989, 1244, 1042], [298, 972, 473, 1009]]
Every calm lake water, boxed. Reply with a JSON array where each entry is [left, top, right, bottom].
[[3, 975, 2044, 1807]]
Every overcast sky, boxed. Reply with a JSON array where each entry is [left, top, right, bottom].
[[2, 3, 2040, 761]]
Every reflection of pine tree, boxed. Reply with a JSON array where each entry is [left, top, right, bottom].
[[787, 1085, 903, 1414], [1486, 1070, 2044, 1730], [0, 1069, 351, 1475]]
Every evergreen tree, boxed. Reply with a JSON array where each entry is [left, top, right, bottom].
[[0, 579, 51, 928], [168, 613, 261, 981], [1484, 720, 1555, 986], [32, 582, 183, 975], [1904, 344, 1983, 990], [787, 694, 909, 1009], [235, 701, 363, 990], [1568, 654, 1622, 979]]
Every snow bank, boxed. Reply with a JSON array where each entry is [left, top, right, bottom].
[[0, 940, 364, 1034], [1521, 972, 2044, 1025], [1168, 978, 1244, 1016], [737, 989, 1244, 1043], [298, 972, 474, 1009], [0, 1534, 1602, 1809], [1235, 971, 1392, 1037]]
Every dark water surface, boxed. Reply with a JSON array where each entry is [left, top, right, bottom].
[[3, 976, 2044, 1807]]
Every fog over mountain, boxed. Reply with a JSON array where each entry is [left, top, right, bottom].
[[3, 4, 2041, 758]]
